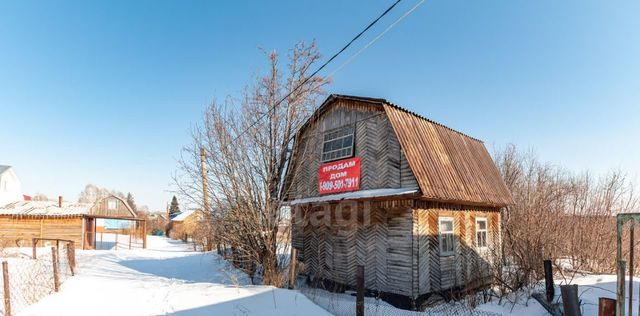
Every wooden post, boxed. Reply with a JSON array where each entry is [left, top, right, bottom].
[[70, 242, 76, 271], [356, 265, 364, 316], [32, 238, 37, 259], [630, 225, 635, 316], [100, 232, 103, 250], [618, 260, 627, 316], [544, 259, 554, 302], [599, 298, 616, 316], [66, 243, 75, 276], [288, 248, 297, 289], [52, 247, 60, 292], [55, 240, 60, 263], [115, 232, 118, 250], [129, 233, 132, 250], [561, 284, 581, 316], [200, 147, 210, 215], [2, 261, 11, 316], [142, 221, 147, 249]]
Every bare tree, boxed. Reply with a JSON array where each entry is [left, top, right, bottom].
[[175, 41, 329, 286], [492, 144, 638, 295]]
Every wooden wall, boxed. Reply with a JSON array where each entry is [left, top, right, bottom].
[[298, 199, 501, 299], [286, 99, 418, 200], [413, 201, 501, 295], [0, 216, 83, 248], [300, 200, 415, 297]]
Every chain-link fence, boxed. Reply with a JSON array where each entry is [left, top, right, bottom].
[[299, 286, 500, 316], [1, 240, 76, 316]]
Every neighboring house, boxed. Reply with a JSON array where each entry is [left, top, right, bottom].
[[0, 165, 23, 206], [283, 95, 513, 308], [0, 195, 143, 249], [169, 210, 202, 240]]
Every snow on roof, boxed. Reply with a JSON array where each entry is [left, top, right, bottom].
[[171, 210, 196, 222], [0, 165, 11, 175], [287, 187, 420, 205], [0, 200, 92, 217]]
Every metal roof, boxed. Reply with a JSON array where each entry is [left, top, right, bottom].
[[0, 200, 91, 217]]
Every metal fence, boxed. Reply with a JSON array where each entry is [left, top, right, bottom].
[[1, 240, 76, 316], [299, 286, 500, 316]]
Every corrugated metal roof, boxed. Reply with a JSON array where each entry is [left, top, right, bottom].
[[0, 200, 91, 217], [383, 103, 513, 207]]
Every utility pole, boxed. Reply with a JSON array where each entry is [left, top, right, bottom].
[[200, 147, 213, 251]]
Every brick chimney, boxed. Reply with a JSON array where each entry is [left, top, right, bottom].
[[58, 196, 63, 208]]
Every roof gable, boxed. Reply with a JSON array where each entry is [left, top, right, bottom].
[[292, 94, 513, 207]]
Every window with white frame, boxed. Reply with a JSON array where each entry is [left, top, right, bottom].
[[107, 199, 117, 210], [321, 126, 354, 162], [439, 217, 455, 256], [476, 217, 488, 248]]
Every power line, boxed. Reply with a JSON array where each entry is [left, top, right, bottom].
[[326, 0, 426, 78], [229, 0, 403, 145]]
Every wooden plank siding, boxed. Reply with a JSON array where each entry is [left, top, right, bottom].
[[0, 216, 83, 248], [299, 200, 501, 298], [284, 99, 418, 201]]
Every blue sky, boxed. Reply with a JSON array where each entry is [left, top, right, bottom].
[[1, 0, 638, 210]]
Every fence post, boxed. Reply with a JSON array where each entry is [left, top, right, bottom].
[[66, 243, 75, 276], [618, 260, 627, 316], [288, 248, 297, 289], [143, 221, 147, 249], [2, 261, 11, 316], [52, 247, 60, 292], [115, 232, 118, 250], [32, 238, 37, 259], [100, 232, 103, 250], [70, 242, 76, 271], [561, 284, 581, 316], [599, 297, 616, 316], [544, 259, 554, 302], [356, 265, 364, 316], [630, 225, 635, 316], [129, 233, 132, 250]]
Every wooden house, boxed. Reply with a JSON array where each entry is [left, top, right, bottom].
[[0, 195, 144, 249], [283, 95, 513, 308], [168, 210, 201, 241]]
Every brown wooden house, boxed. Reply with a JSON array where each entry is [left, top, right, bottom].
[[0, 195, 144, 249], [283, 95, 513, 308]]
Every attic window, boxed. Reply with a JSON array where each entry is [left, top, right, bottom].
[[321, 126, 354, 162], [108, 200, 117, 210]]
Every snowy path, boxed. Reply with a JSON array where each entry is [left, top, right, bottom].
[[18, 236, 330, 316]]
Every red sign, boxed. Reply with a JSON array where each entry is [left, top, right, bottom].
[[318, 157, 361, 195]]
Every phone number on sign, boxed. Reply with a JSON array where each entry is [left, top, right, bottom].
[[319, 177, 359, 191]]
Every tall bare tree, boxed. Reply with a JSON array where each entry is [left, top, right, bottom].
[[176, 41, 329, 286]]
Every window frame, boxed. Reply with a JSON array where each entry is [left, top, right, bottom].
[[438, 217, 455, 256], [107, 199, 117, 210], [475, 217, 488, 249], [321, 126, 355, 163]]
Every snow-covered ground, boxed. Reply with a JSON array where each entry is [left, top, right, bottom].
[[10, 236, 640, 316], [477, 273, 640, 316], [17, 236, 330, 316]]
